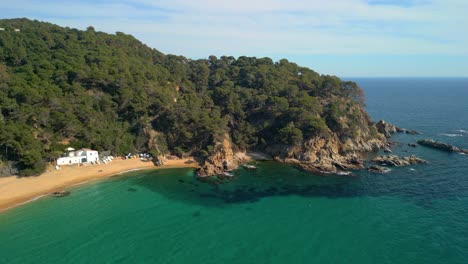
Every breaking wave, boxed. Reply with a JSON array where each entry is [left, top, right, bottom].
[[440, 133, 464, 137]]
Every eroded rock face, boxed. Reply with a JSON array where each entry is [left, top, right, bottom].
[[196, 136, 247, 177], [270, 130, 386, 174], [376, 120, 398, 138], [0, 161, 19, 177], [371, 155, 427, 166], [197, 106, 387, 176]]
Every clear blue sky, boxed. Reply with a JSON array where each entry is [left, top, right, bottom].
[[2, 0, 468, 77]]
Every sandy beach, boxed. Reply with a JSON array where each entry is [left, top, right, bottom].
[[0, 157, 198, 212]]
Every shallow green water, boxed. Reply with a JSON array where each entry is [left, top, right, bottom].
[[1, 78, 467, 263], [1, 164, 467, 263]]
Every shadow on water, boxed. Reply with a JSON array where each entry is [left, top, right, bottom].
[[131, 160, 468, 209]]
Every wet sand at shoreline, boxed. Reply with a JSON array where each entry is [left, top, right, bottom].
[[0, 158, 198, 212]]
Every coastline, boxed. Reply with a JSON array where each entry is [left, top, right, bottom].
[[0, 158, 198, 213]]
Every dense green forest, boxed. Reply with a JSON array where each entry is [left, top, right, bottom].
[[0, 18, 375, 176]]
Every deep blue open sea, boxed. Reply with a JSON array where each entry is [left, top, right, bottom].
[[0, 78, 467, 263]]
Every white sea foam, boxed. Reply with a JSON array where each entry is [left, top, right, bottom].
[[71, 180, 93, 187], [455, 129, 468, 134], [116, 168, 143, 175], [336, 171, 351, 176], [1, 194, 47, 212], [440, 133, 464, 137]]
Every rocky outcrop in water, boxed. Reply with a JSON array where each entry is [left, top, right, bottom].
[[396, 127, 420, 135], [376, 120, 398, 138], [417, 139, 468, 154], [50, 191, 70, 197], [376, 120, 420, 138], [196, 136, 247, 177], [368, 165, 391, 173], [371, 155, 427, 166]]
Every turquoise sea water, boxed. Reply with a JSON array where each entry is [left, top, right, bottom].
[[1, 78, 468, 264]]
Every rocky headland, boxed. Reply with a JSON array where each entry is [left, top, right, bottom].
[[272, 132, 385, 174], [196, 119, 437, 177], [197, 106, 388, 176]]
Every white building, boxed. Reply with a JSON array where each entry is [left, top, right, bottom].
[[14, 29, 20, 32], [0, 28, 5, 31], [57, 148, 99, 166]]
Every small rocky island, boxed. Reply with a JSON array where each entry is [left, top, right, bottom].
[[417, 139, 468, 154], [367, 155, 427, 173], [371, 155, 427, 167]]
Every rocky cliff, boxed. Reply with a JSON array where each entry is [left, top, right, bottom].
[[271, 129, 385, 174], [196, 135, 248, 177], [197, 101, 387, 177], [278, 103, 387, 174], [376, 120, 398, 138]]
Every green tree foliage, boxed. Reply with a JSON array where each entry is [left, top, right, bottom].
[[0, 18, 373, 175]]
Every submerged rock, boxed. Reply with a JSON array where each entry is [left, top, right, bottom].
[[417, 139, 468, 154], [396, 127, 421, 135], [371, 155, 427, 167], [368, 165, 391, 173], [50, 191, 70, 197]]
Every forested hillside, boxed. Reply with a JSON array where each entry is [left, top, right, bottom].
[[0, 18, 382, 176]]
